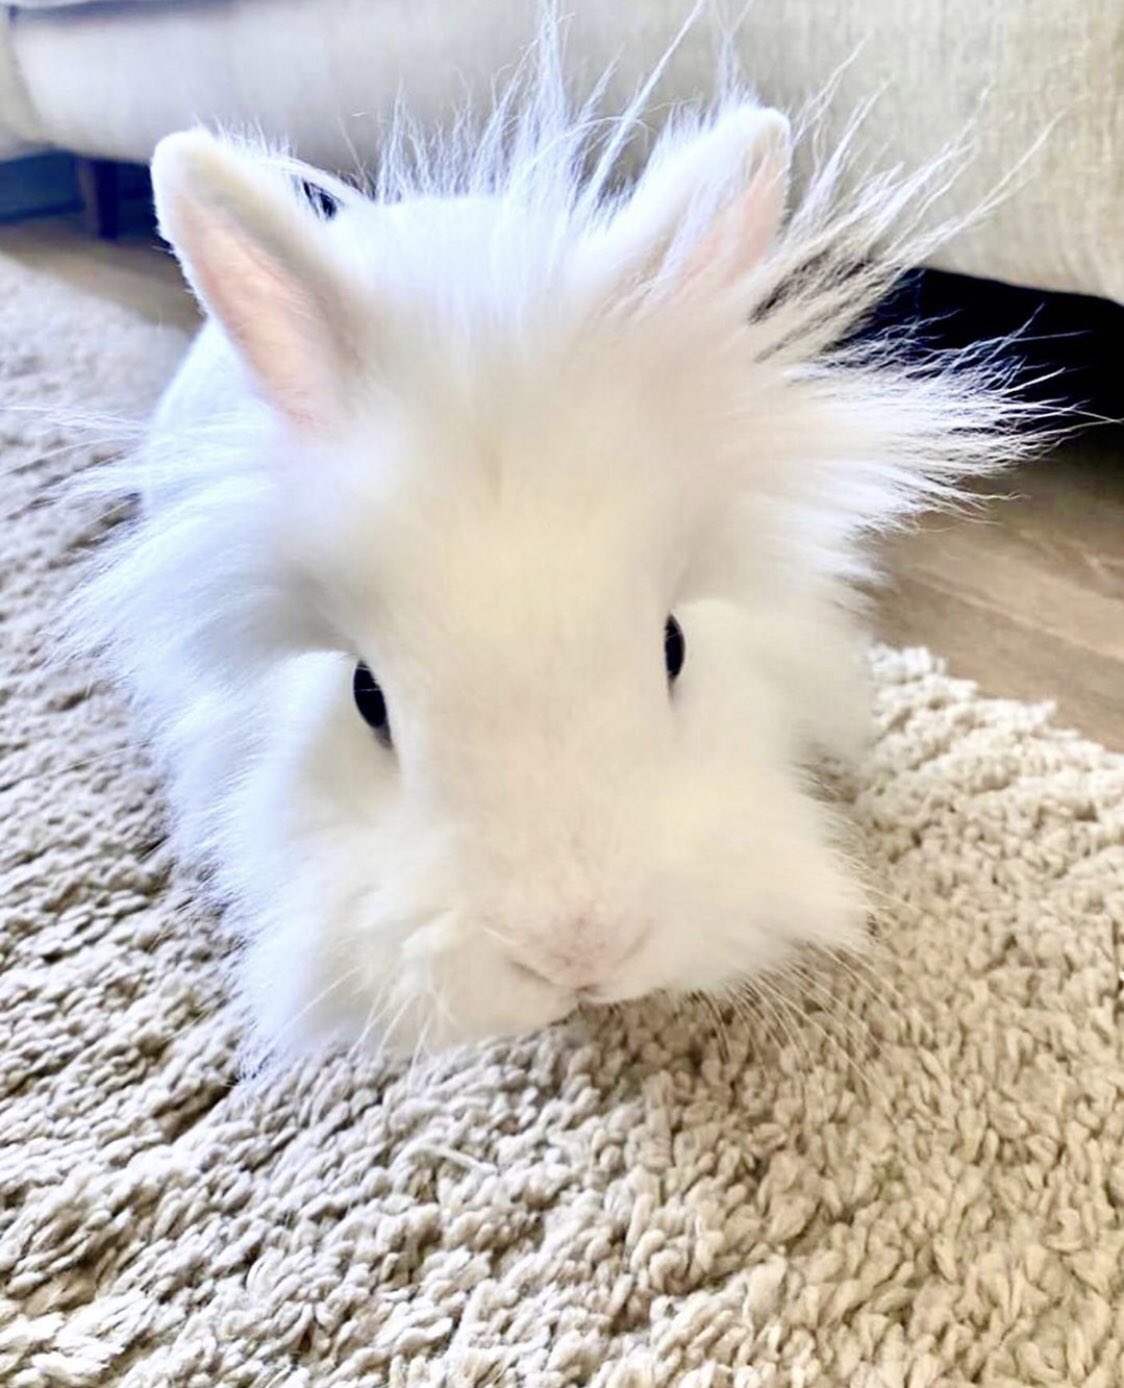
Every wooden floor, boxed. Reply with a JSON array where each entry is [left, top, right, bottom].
[[0, 215, 199, 333], [3, 214, 1122, 749], [876, 436, 1124, 750]]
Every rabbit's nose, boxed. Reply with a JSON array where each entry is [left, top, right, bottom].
[[507, 919, 649, 995], [508, 951, 598, 992]]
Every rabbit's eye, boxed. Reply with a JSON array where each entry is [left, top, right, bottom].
[[665, 616, 685, 682], [353, 661, 392, 746]]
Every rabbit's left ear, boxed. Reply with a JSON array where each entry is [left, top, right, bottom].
[[590, 105, 791, 298], [152, 130, 362, 431]]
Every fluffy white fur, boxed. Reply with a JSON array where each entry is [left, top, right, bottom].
[[74, 34, 1033, 1061]]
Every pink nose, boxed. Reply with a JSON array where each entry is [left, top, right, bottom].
[[509, 951, 600, 992], [506, 920, 649, 995]]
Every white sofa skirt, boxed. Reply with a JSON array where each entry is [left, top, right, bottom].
[[2, 0, 1120, 304]]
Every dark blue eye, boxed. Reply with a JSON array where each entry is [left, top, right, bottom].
[[665, 616, 685, 681], [353, 661, 391, 746]]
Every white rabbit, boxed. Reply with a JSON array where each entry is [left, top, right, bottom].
[[75, 52, 1029, 1061]]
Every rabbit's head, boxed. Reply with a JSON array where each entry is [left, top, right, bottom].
[[130, 102, 1009, 1057]]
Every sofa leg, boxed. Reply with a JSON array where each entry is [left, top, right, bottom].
[[75, 158, 120, 239]]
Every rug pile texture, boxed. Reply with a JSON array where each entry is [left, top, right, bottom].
[[2, 256, 1123, 1387]]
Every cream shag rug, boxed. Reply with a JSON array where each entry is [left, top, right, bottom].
[[2, 253, 1124, 1388]]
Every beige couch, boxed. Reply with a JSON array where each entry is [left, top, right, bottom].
[[1, 0, 1121, 304]]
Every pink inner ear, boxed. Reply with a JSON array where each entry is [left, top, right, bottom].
[[685, 155, 789, 287], [178, 199, 329, 429]]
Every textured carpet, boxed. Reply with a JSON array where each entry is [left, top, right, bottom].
[[3, 253, 1124, 1388]]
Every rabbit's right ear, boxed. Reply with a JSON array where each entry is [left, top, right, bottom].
[[588, 105, 791, 302], [151, 130, 361, 431]]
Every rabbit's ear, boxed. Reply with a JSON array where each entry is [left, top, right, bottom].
[[594, 105, 791, 297], [151, 130, 359, 430]]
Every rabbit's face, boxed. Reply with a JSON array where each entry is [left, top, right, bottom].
[[145, 109, 881, 1057], [235, 335, 867, 1053]]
